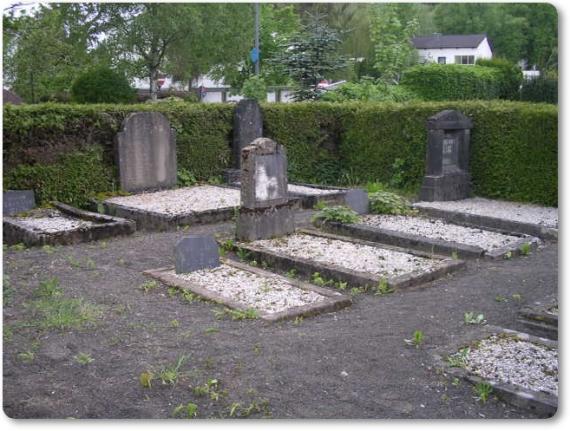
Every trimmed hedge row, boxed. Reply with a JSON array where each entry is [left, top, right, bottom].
[[3, 100, 558, 207]]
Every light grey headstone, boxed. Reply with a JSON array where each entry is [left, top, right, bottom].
[[344, 189, 369, 215], [233, 99, 263, 168], [3, 190, 36, 216], [175, 235, 220, 274], [240, 137, 288, 209], [116, 112, 177, 193]]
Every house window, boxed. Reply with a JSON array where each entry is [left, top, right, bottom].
[[437, 57, 446, 64], [454, 55, 475, 65]]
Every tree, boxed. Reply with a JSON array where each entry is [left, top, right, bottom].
[[71, 66, 135, 103], [369, 4, 419, 84], [270, 12, 347, 101]]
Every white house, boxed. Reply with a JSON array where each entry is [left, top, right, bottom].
[[411, 34, 493, 65]]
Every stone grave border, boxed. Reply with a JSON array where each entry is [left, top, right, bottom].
[[432, 325, 558, 417], [143, 258, 352, 322], [413, 204, 558, 241], [3, 202, 135, 247], [99, 185, 240, 232], [517, 305, 558, 340], [317, 220, 539, 260], [236, 228, 465, 292]]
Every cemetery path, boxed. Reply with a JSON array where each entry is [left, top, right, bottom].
[[3, 211, 557, 419]]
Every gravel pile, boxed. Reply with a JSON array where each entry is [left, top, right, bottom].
[[288, 184, 341, 196], [360, 215, 525, 251], [414, 198, 558, 228], [466, 335, 558, 395], [253, 234, 439, 277], [12, 210, 98, 233], [171, 264, 328, 314], [105, 186, 240, 215]]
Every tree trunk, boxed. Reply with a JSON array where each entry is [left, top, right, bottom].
[[149, 68, 158, 101]]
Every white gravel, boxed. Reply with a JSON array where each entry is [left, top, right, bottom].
[[105, 186, 240, 215], [252, 234, 439, 277], [466, 335, 558, 396], [170, 264, 328, 314], [414, 198, 558, 228], [288, 184, 341, 196], [360, 215, 525, 251], [11, 211, 98, 233]]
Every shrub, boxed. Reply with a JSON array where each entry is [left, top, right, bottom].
[[319, 79, 418, 102], [241, 76, 268, 102], [400, 64, 502, 101], [520, 76, 558, 104], [71, 67, 136, 104], [369, 191, 414, 215], [476, 58, 523, 100], [312, 205, 360, 225]]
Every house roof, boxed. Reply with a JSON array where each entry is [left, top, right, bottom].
[[412, 34, 488, 50]]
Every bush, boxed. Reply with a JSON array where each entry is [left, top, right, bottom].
[[241, 76, 268, 102], [476, 58, 523, 100], [71, 67, 136, 104], [400, 64, 502, 101], [369, 191, 414, 215], [520, 76, 558, 104], [311, 205, 360, 225], [319, 79, 418, 103]]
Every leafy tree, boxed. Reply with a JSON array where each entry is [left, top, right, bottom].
[[369, 4, 419, 84], [270, 12, 347, 101], [71, 67, 135, 103]]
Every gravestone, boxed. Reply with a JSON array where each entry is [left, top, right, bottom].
[[115, 112, 177, 193], [419, 110, 473, 201], [236, 137, 295, 241], [3, 190, 36, 216], [223, 99, 263, 184], [175, 235, 220, 274], [344, 189, 369, 215]]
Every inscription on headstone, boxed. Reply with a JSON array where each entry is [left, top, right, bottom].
[[175, 235, 220, 274], [116, 112, 177, 193], [3, 190, 36, 216], [419, 110, 473, 201]]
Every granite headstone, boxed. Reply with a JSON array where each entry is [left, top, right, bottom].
[[344, 189, 369, 215], [3, 190, 36, 216], [115, 112, 177, 193], [175, 235, 220, 274]]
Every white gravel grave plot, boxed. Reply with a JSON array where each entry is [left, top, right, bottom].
[[170, 264, 328, 314], [287, 184, 341, 196], [360, 214, 525, 251], [414, 198, 558, 228], [105, 185, 241, 215], [11, 210, 99, 233], [252, 233, 440, 277], [465, 335, 558, 396]]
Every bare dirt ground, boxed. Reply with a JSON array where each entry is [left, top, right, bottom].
[[2, 211, 557, 419]]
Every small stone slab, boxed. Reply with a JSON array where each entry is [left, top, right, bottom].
[[175, 235, 220, 274], [433, 326, 558, 417], [343, 189, 369, 214], [3, 190, 36, 216], [3, 202, 135, 247], [115, 112, 177, 193], [143, 258, 352, 322]]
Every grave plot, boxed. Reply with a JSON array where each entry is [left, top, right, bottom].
[[518, 300, 558, 340], [237, 229, 464, 292], [435, 326, 558, 417], [413, 198, 558, 240], [319, 214, 538, 259], [101, 185, 241, 231], [3, 202, 135, 246], [143, 259, 351, 322]]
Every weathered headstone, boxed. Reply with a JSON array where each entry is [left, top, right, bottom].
[[344, 189, 369, 215], [419, 110, 473, 201], [175, 235, 220, 274], [3, 190, 36, 216], [236, 138, 295, 241], [223, 99, 263, 184], [115, 112, 177, 193]]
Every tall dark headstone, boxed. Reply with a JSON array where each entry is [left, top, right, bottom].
[[115, 112, 177, 193], [236, 138, 295, 241], [3, 190, 36, 216], [419, 110, 473, 201], [175, 235, 220, 274], [223, 99, 263, 184]]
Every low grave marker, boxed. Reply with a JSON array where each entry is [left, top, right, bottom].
[[3, 190, 36, 216], [344, 189, 369, 214], [175, 235, 220, 274]]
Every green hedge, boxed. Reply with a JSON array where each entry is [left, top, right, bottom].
[[3, 100, 558, 207], [520, 77, 558, 104], [401, 64, 503, 101]]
